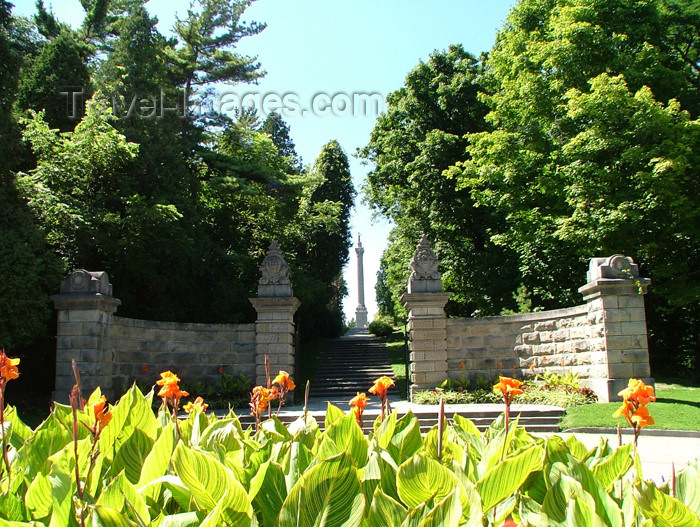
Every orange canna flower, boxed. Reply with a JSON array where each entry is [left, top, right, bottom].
[[142, 365, 148, 374], [219, 366, 225, 375], [369, 376, 394, 399], [0, 350, 20, 382], [618, 378, 656, 406], [493, 376, 524, 399], [273, 370, 296, 392], [460, 361, 466, 370], [250, 385, 279, 416], [612, 399, 634, 421], [498, 362, 503, 369], [90, 396, 112, 431], [156, 371, 189, 400], [349, 392, 369, 425], [630, 405, 655, 428], [156, 371, 180, 386], [183, 396, 209, 413], [349, 392, 369, 411]]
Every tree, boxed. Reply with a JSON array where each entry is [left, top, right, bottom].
[[289, 140, 355, 338], [16, 29, 91, 132], [0, 2, 64, 374], [360, 45, 520, 318], [168, 0, 265, 114], [459, 0, 700, 371], [260, 111, 302, 172]]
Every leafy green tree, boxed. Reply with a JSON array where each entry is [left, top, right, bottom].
[[287, 140, 355, 338], [260, 111, 302, 172], [360, 45, 520, 317], [459, 0, 700, 371], [16, 29, 91, 132], [0, 2, 64, 374]]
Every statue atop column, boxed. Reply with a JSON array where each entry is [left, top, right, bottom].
[[355, 235, 368, 328]]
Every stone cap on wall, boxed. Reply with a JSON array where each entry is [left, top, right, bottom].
[[52, 270, 121, 312]]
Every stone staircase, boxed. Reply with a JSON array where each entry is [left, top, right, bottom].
[[308, 328, 400, 398], [234, 328, 565, 433], [235, 405, 564, 434]]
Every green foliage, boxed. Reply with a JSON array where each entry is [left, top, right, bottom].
[[7, 0, 355, 346], [363, 0, 700, 375], [180, 372, 253, 410], [415, 376, 597, 408], [458, 0, 700, 370], [3, 383, 699, 525], [368, 316, 395, 338], [16, 29, 91, 132], [360, 45, 522, 319]]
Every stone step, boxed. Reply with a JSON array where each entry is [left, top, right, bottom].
[[235, 407, 564, 434]]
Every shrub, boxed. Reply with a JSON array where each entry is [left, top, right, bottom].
[[367, 316, 394, 338]]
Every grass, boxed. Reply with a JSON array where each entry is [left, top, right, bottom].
[[385, 331, 409, 399], [560, 383, 700, 431]]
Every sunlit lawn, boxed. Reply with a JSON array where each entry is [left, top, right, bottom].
[[561, 383, 700, 431]]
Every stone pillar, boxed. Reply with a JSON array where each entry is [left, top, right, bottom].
[[401, 235, 451, 400], [51, 270, 120, 402], [578, 255, 653, 402], [355, 234, 368, 328], [250, 242, 300, 396]]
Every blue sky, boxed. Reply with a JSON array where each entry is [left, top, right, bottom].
[[12, 0, 516, 323]]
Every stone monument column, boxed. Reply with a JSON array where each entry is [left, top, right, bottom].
[[355, 235, 368, 328], [401, 235, 450, 399], [250, 241, 300, 395]]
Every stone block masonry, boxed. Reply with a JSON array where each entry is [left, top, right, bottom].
[[52, 242, 299, 402], [404, 238, 654, 403]]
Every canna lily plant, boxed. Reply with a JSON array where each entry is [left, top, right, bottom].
[[493, 375, 523, 442], [0, 371, 699, 526], [0, 349, 19, 481], [613, 378, 656, 451]]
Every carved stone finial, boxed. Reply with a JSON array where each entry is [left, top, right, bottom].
[[259, 241, 290, 285], [408, 235, 443, 293], [258, 241, 292, 297], [60, 270, 113, 296], [411, 235, 441, 280], [587, 254, 640, 282]]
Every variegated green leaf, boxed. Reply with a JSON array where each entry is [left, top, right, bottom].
[[278, 452, 365, 527], [634, 480, 700, 527], [366, 487, 406, 527], [172, 443, 252, 519]]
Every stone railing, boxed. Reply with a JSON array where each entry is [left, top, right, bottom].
[[52, 242, 299, 401], [403, 236, 652, 402]]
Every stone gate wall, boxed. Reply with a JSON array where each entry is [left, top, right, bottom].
[[52, 242, 299, 402], [403, 235, 653, 403]]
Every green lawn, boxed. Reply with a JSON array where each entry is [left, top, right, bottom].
[[560, 383, 700, 431], [386, 333, 409, 399]]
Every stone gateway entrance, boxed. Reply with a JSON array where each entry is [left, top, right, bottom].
[[52, 236, 653, 403]]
